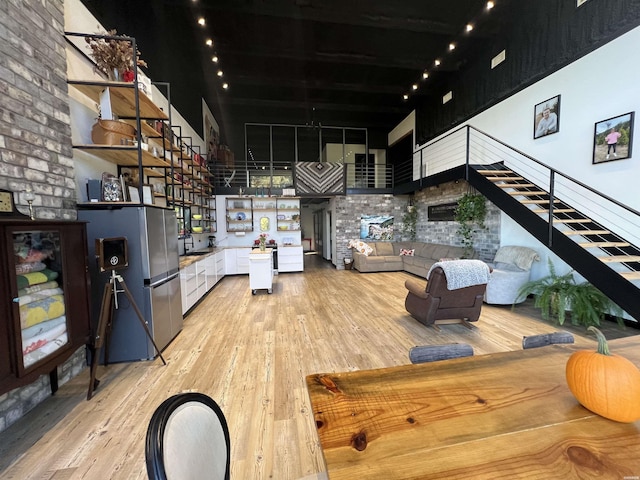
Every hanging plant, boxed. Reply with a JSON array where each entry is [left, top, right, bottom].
[[402, 204, 418, 241], [454, 192, 486, 257]]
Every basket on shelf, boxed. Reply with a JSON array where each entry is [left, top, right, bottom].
[[91, 119, 136, 146]]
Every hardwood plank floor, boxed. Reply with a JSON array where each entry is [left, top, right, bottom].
[[0, 254, 636, 479]]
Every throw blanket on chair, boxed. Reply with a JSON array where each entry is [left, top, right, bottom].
[[428, 259, 491, 290]]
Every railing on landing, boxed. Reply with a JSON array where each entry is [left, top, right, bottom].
[[406, 125, 640, 251]]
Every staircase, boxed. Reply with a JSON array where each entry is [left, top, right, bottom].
[[468, 163, 640, 320]]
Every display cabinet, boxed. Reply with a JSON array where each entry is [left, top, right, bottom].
[[226, 197, 253, 232], [276, 197, 301, 232], [0, 218, 91, 396]]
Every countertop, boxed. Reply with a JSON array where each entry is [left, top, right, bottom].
[[179, 244, 301, 269]]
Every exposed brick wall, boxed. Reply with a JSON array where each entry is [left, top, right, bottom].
[[336, 183, 501, 269], [0, 0, 84, 434]]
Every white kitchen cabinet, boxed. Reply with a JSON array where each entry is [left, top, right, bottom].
[[205, 254, 217, 290], [225, 247, 251, 275], [196, 258, 207, 298], [215, 251, 225, 280], [249, 248, 274, 294], [278, 245, 304, 272], [180, 262, 198, 314]]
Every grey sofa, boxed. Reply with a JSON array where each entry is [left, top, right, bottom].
[[352, 241, 470, 278]]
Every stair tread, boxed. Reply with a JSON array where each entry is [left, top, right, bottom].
[[498, 183, 536, 188], [533, 208, 576, 213], [553, 218, 593, 223], [477, 169, 513, 174], [487, 176, 524, 181], [564, 230, 610, 235], [579, 242, 631, 248], [598, 255, 640, 263], [509, 191, 548, 196], [521, 199, 561, 204], [621, 271, 640, 280]]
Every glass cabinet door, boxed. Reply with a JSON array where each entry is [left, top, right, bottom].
[[13, 230, 69, 370]]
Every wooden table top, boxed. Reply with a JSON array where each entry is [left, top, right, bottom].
[[306, 336, 640, 479]]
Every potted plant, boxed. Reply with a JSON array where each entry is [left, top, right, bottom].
[[515, 260, 623, 328], [454, 192, 486, 257], [85, 29, 148, 81], [401, 204, 418, 241]]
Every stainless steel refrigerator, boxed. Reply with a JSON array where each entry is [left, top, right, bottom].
[[79, 206, 183, 362]]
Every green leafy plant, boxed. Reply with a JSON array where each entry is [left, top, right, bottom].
[[402, 205, 418, 241], [454, 192, 486, 257], [516, 260, 623, 328]]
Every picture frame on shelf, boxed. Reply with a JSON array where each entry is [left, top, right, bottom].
[[593, 111, 634, 164], [128, 186, 140, 203], [533, 95, 560, 139], [142, 184, 154, 205]]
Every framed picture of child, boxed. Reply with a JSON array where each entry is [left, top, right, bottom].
[[533, 95, 560, 139], [593, 112, 634, 164]]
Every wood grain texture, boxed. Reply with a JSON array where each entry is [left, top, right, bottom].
[[0, 255, 636, 479], [307, 338, 640, 479]]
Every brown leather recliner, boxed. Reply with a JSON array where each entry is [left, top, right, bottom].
[[405, 265, 488, 330]]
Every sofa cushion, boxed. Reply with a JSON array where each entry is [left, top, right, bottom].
[[375, 242, 394, 256], [430, 245, 450, 260]]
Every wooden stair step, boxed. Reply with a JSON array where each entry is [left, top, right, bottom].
[[498, 183, 535, 188], [578, 242, 631, 248], [508, 191, 548, 196], [487, 176, 524, 181], [621, 271, 640, 280], [552, 218, 593, 224], [521, 199, 561, 204], [564, 230, 610, 236], [598, 255, 640, 263], [532, 208, 575, 213], [477, 169, 513, 175]]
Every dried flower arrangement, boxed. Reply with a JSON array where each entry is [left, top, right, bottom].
[[85, 29, 148, 80]]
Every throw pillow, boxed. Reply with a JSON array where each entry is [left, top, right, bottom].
[[399, 248, 415, 256], [353, 241, 373, 256]]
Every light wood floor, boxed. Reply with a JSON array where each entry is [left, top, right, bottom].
[[0, 254, 636, 480]]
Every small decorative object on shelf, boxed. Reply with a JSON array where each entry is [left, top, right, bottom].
[[22, 188, 35, 220], [84, 29, 148, 81]]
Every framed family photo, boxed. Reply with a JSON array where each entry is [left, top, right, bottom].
[[533, 95, 560, 139], [593, 112, 634, 164]]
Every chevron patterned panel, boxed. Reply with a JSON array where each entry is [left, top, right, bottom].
[[295, 162, 345, 194]]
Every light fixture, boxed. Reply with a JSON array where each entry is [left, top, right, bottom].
[[205, 39, 213, 47], [422, 71, 429, 79], [222, 83, 229, 89], [434, 59, 441, 67], [486, 1, 495, 10], [22, 188, 35, 220], [466, 23, 474, 32], [449, 43, 456, 51], [412, 84, 418, 90], [217, 70, 223, 77], [403, 94, 409, 100], [211, 55, 219, 63], [197, 17, 206, 26]]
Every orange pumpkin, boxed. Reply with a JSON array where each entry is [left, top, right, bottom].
[[566, 326, 640, 423]]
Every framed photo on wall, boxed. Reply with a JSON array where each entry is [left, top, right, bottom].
[[593, 112, 634, 164], [533, 95, 560, 139]]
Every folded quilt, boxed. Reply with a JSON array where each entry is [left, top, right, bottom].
[[15, 261, 46, 275], [18, 280, 59, 297], [21, 315, 66, 341], [22, 322, 67, 355], [19, 294, 65, 329], [16, 268, 59, 290], [23, 331, 68, 368], [17, 287, 64, 306], [428, 259, 490, 290]]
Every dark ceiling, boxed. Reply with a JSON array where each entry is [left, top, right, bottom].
[[79, 0, 511, 154]]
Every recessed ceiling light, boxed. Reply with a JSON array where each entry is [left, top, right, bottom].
[[197, 17, 206, 26], [434, 59, 441, 67], [449, 43, 456, 51], [206, 39, 213, 47], [466, 23, 474, 32], [217, 70, 223, 77], [422, 71, 429, 80], [222, 83, 229, 89], [211, 56, 219, 63], [412, 84, 418, 90], [486, 1, 495, 10], [403, 94, 409, 100]]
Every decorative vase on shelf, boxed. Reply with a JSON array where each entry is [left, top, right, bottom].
[[107, 68, 121, 81]]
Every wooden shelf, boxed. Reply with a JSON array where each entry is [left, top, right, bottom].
[[68, 81, 168, 120], [73, 144, 172, 168]]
